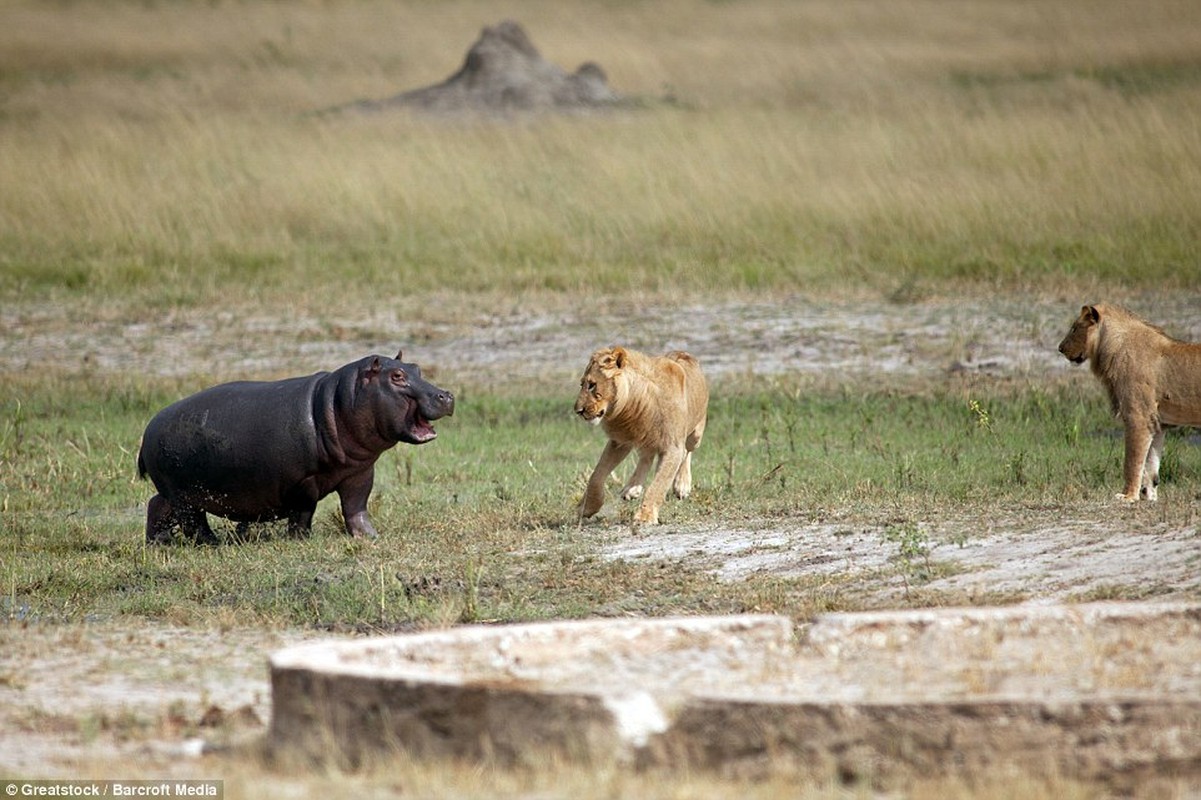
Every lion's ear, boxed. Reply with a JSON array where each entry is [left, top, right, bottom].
[[1083, 305, 1100, 323], [611, 347, 627, 369]]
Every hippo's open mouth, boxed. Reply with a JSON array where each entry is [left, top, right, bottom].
[[406, 409, 437, 444]]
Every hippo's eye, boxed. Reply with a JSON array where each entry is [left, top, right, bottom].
[[390, 369, 407, 385]]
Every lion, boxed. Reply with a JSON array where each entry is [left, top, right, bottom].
[[574, 346, 709, 525], [1058, 303, 1201, 501]]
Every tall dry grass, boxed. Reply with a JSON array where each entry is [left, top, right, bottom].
[[1, 0, 1200, 311]]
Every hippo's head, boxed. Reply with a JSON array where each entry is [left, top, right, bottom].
[[358, 351, 455, 445]]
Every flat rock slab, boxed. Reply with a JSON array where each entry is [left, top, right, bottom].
[[269, 602, 1201, 783]]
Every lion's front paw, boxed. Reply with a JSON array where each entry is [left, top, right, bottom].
[[1114, 492, 1139, 503], [621, 485, 643, 500], [633, 506, 659, 526]]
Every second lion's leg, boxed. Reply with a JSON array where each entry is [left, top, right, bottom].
[[1119, 422, 1154, 501], [1141, 427, 1165, 501]]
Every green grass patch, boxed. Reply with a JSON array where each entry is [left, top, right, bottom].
[[4, 372, 1184, 629]]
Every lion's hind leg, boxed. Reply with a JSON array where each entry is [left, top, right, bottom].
[[674, 417, 705, 499], [672, 451, 693, 499], [634, 446, 684, 526], [686, 415, 706, 452], [1141, 427, 1166, 501], [621, 449, 655, 500]]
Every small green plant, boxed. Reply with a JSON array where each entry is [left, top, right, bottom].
[[882, 521, 934, 596], [969, 398, 993, 434]]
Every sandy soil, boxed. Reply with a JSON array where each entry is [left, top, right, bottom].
[[0, 293, 1092, 384], [602, 507, 1201, 604], [3, 294, 1200, 783]]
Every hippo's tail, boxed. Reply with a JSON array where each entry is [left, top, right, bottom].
[[136, 445, 148, 480]]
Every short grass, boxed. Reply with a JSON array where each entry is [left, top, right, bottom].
[[3, 371, 1190, 630]]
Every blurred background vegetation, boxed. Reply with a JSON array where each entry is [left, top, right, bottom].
[[2, 0, 1199, 312]]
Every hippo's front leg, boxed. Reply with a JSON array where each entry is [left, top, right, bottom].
[[338, 470, 379, 539], [344, 510, 379, 539]]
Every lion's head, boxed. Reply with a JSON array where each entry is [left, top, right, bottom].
[[574, 346, 627, 426], [1058, 305, 1101, 365]]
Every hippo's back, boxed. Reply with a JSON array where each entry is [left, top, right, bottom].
[[138, 374, 325, 518]]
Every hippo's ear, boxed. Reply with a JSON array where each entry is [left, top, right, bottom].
[[366, 357, 383, 378], [395, 349, 404, 361]]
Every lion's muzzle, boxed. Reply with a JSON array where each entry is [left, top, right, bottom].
[[1058, 343, 1086, 364], [575, 405, 605, 425]]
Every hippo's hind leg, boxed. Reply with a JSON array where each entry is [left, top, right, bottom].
[[145, 496, 217, 546], [177, 505, 219, 546], [286, 507, 316, 538], [146, 494, 176, 545], [230, 521, 252, 544]]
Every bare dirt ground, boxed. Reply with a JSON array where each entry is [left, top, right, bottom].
[[1, 292, 1091, 383], [602, 507, 1201, 605], [3, 293, 1200, 786]]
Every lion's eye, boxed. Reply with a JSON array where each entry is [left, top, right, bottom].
[[587, 381, 597, 393]]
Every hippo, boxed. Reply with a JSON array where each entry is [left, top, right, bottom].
[[136, 351, 454, 544]]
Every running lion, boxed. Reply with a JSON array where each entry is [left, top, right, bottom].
[[1058, 303, 1201, 501], [574, 346, 708, 525]]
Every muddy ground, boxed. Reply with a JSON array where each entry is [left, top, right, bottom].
[[3, 294, 1200, 783]]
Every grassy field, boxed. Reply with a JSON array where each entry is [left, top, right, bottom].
[[3, 0, 1201, 796], [2, 0, 1201, 310], [2, 372, 1163, 629]]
